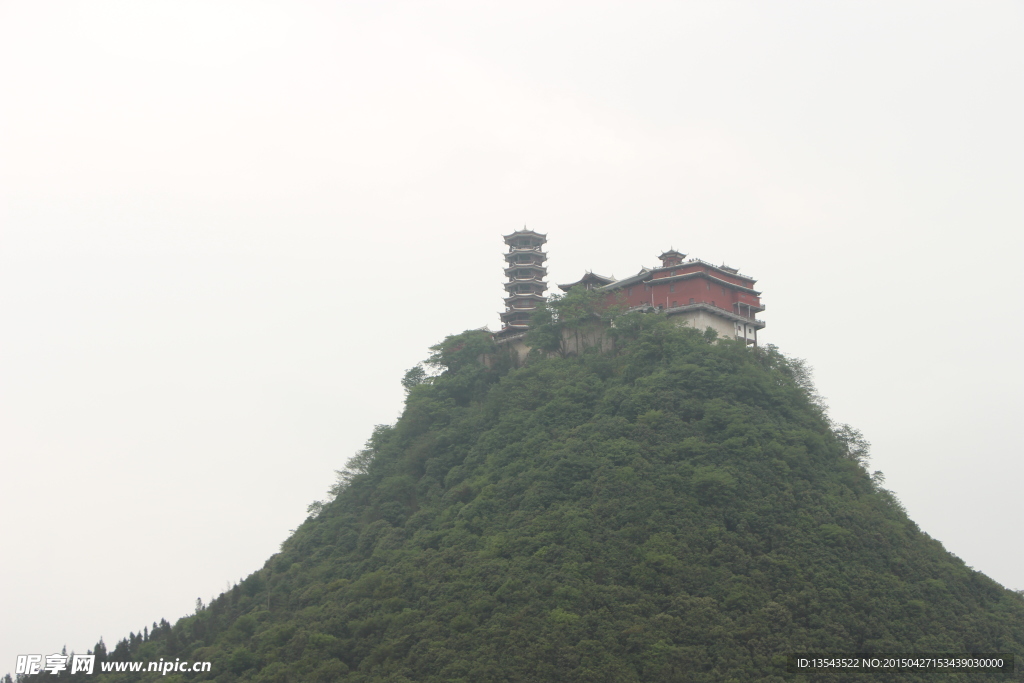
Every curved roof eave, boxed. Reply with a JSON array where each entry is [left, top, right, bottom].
[[502, 229, 548, 240]]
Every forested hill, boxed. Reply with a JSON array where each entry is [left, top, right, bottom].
[[22, 312, 1024, 682]]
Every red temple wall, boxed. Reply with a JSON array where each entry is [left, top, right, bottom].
[[606, 275, 760, 313], [650, 264, 754, 288]]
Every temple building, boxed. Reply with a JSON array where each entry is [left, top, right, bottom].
[[498, 229, 549, 335], [559, 248, 765, 345], [496, 232, 765, 346]]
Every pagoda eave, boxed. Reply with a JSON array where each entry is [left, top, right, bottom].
[[502, 229, 547, 240], [503, 294, 547, 304]]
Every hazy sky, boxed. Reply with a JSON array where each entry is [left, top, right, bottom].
[[2, 0, 1022, 669]]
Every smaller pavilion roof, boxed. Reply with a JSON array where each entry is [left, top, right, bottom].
[[557, 272, 615, 292]]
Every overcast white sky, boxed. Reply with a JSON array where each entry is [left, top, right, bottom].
[[2, 0, 1022, 669]]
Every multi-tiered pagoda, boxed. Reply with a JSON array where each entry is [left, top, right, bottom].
[[499, 229, 548, 334], [495, 232, 765, 347]]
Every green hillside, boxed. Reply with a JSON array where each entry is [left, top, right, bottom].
[[18, 309, 1024, 682]]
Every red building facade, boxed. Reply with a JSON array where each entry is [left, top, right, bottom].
[[496, 233, 765, 346], [561, 249, 766, 345]]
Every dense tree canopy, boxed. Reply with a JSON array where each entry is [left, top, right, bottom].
[[20, 315, 1024, 682]]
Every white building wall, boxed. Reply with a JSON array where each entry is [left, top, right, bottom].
[[670, 309, 739, 341], [495, 308, 759, 363]]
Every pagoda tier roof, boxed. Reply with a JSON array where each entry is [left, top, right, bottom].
[[502, 228, 547, 241], [557, 272, 615, 292], [505, 271, 547, 280], [504, 264, 548, 274], [498, 309, 533, 319], [658, 249, 686, 259], [504, 247, 547, 256], [494, 327, 529, 338], [504, 249, 547, 262], [504, 244, 547, 253], [501, 286, 548, 296], [503, 292, 547, 304], [501, 286, 544, 294], [501, 274, 548, 286]]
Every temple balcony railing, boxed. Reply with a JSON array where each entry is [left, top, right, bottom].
[[506, 274, 546, 282], [503, 293, 547, 301], [628, 301, 766, 328], [653, 300, 765, 318], [505, 267, 544, 273]]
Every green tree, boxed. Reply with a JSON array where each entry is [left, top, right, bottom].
[[526, 287, 623, 356], [19, 320, 1024, 683], [835, 423, 871, 465], [426, 329, 495, 372], [401, 364, 427, 392]]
